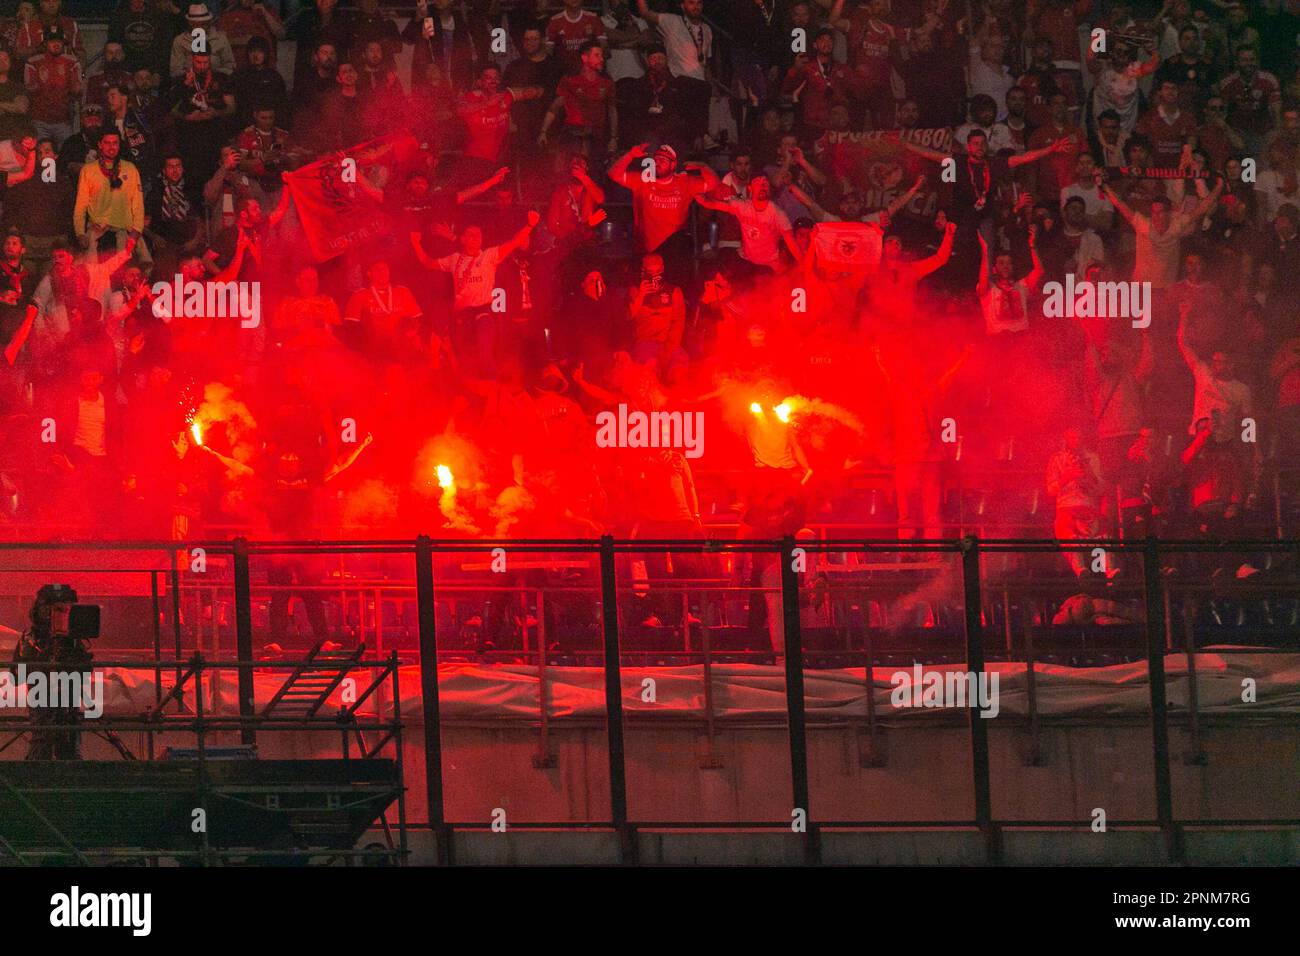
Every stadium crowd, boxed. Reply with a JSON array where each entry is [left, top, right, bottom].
[[0, 0, 1295, 577]]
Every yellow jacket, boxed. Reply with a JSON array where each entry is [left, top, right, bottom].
[[73, 159, 144, 237]]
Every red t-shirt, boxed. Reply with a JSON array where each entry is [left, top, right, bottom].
[[1219, 70, 1282, 136], [547, 11, 604, 64], [1027, 123, 1085, 201], [1033, 4, 1086, 63], [628, 174, 707, 252], [1136, 107, 1199, 167], [24, 53, 82, 122], [848, 15, 905, 86], [16, 16, 82, 61], [557, 72, 614, 132], [458, 89, 515, 162]]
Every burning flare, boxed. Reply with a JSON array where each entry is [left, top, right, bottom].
[[435, 464, 454, 491]]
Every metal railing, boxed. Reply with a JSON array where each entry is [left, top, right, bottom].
[[0, 534, 1297, 865]]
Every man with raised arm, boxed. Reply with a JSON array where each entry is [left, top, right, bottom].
[[608, 142, 718, 276], [694, 175, 798, 278], [895, 126, 1075, 246], [977, 226, 1044, 336], [635, 0, 712, 148], [410, 209, 541, 364], [1099, 167, 1223, 290]]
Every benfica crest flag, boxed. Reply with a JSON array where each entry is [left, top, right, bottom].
[[283, 132, 420, 262], [810, 221, 882, 272]]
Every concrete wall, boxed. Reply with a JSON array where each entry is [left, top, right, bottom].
[[242, 712, 1300, 864]]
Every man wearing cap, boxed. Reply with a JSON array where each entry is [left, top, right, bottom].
[[23, 22, 81, 147], [609, 142, 718, 273], [56, 102, 105, 178], [170, 3, 236, 78], [635, 0, 712, 149], [16, 0, 84, 66]]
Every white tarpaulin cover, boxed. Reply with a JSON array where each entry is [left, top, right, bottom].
[[72, 651, 1300, 722]]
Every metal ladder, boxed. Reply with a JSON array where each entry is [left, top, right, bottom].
[[261, 638, 366, 719]]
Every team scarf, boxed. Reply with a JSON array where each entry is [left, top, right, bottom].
[[161, 176, 191, 221]]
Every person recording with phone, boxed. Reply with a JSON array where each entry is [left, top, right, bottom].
[[403, 0, 484, 92], [627, 252, 686, 377]]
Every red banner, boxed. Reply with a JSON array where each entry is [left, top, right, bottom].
[[815, 127, 950, 215], [283, 133, 419, 262]]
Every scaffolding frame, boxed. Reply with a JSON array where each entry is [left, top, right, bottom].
[[0, 651, 408, 867]]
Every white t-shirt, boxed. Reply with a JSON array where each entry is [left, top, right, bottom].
[[1060, 226, 1106, 273], [980, 280, 1032, 334], [656, 13, 710, 81], [74, 393, 107, 457], [955, 121, 1014, 154], [436, 246, 503, 311], [1061, 182, 1116, 232], [1189, 359, 1252, 436], [731, 199, 792, 268], [1093, 63, 1143, 131], [602, 13, 648, 82], [1132, 212, 1196, 289], [721, 171, 750, 200], [967, 48, 1014, 115], [0, 139, 25, 173], [1254, 170, 1300, 224]]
